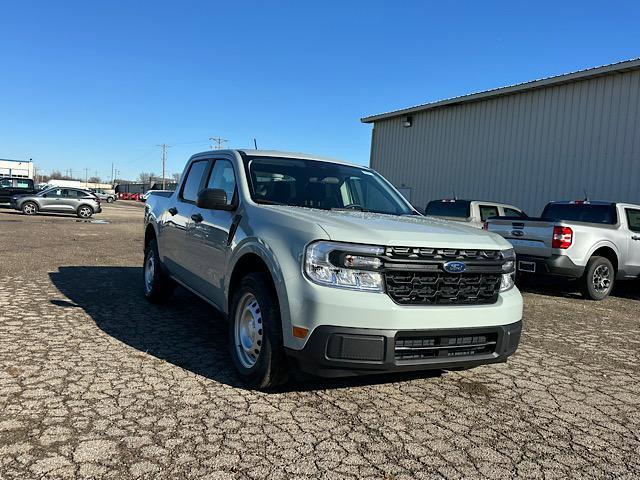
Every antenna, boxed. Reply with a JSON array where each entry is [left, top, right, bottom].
[[452, 189, 457, 201], [253, 138, 258, 150], [583, 189, 589, 201]]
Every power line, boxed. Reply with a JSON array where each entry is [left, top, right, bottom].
[[209, 137, 228, 150]]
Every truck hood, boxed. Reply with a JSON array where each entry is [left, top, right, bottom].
[[267, 206, 511, 250]]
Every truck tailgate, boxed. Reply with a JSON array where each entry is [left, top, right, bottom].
[[486, 218, 555, 257]]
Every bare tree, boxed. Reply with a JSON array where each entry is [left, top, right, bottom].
[[88, 176, 101, 183], [49, 170, 63, 180], [171, 172, 181, 182], [138, 172, 157, 184]]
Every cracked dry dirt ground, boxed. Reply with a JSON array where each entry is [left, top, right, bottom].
[[1, 202, 639, 479]]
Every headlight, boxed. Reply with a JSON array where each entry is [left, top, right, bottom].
[[500, 248, 516, 292], [304, 241, 385, 292]]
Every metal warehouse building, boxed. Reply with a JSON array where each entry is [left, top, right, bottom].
[[362, 58, 640, 215]]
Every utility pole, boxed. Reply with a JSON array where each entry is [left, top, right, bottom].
[[156, 144, 170, 189], [111, 163, 114, 184], [209, 137, 228, 150], [84, 168, 89, 187]]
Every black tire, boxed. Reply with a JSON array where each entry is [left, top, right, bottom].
[[581, 256, 615, 300], [229, 272, 288, 389], [77, 205, 94, 218], [143, 239, 175, 303], [21, 201, 38, 215], [107, 197, 114, 203]]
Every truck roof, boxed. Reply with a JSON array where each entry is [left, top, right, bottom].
[[191, 149, 363, 168]]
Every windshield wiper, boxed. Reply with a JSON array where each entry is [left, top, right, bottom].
[[331, 205, 369, 212]]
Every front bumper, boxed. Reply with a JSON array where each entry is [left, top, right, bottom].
[[517, 254, 584, 278], [286, 320, 522, 378]]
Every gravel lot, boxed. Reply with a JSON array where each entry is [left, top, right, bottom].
[[1, 202, 639, 479]]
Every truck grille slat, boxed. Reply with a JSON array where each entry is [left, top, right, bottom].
[[385, 271, 501, 305], [395, 333, 498, 361]]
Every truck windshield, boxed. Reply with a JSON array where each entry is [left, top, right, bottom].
[[542, 203, 617, 224], [245, 157, 413, 216], [425, 200, 471, 218]]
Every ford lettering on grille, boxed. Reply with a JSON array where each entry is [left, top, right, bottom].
[[443, 261, 466, 274]]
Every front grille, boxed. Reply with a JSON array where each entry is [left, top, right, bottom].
[[395, 332, 497, 361], [385, 271, 501, 305], [385, 247, 501, 261]]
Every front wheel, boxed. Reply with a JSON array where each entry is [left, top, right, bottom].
[[229, 272, 288, 389], [107, 197, 114, 203], [581, 256, 614, 300], [77, 205, 94, 218], [21, 201, 38, 215]]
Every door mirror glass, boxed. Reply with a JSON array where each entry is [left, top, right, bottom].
[[196, 188, 232, 210]]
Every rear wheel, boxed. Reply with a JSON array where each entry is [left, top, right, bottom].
[[229, 272, 288, 389], [581, 256, 614, 300], [143, 239, 175, 303], [77, 205, 94, 218], [21, 202, 38, 215], [106, 197, 114, 203]]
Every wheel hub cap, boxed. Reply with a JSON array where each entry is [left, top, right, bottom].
[[144, 255, 155, 293], [234, 293, 263, 368], [592, 265, 611, 294]]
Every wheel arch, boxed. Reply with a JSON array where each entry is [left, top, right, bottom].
[[587, 242, 619, 274], [226, 244, 288, 323]]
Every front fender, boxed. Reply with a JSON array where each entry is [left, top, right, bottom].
[[225, 238, 291, 327]]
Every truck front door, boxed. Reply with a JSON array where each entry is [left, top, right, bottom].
[[186, 158, 238, 308]]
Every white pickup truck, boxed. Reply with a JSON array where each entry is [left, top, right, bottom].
[[425, 199, 526, 229], [487, 200, 640, 300], [143, 149, 523, 387]]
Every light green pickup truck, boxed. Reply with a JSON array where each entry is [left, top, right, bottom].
[[143, 150, 522, 388]]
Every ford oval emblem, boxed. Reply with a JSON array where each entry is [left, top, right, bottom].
[[443, 261, 466, 274]]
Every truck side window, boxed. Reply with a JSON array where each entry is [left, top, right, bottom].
[[180, 160, 209, 203], [479, 205, 499, 221], [626, 209, 640, 232], [503, 207, 524, 218], [206, 160, 236, 206], [0, 179, 13, 188]]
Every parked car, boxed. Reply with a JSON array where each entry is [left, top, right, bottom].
[[90, 188, 116, 203], [486, 200, 640, 300], [143, 150, 522, 388], [425, 199, 526, 228], [10, 187, 102, 218], [0, 177, 38, 203]]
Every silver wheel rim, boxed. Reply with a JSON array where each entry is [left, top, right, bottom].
[[24, 203, 36, 214], [234, 293, 263, 369], [144, 254, 155, 293], [79, 207, 91, 217], [592, 264, 611, 294]]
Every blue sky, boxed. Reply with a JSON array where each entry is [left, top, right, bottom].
[[1, 1, 639, 181]]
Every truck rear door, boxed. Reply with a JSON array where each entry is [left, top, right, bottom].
[[623, 206, 640, 276]]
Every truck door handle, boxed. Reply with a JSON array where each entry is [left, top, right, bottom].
[[191, 213, 203, 223], [632, 235, 640, 241], [168, 207, 178, 216]]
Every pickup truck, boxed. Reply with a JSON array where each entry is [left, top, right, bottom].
[[487, 200, 640, 300], [0, 177, 38, 203], [144, 150, 522, 387], [425, 199, 526, 228]]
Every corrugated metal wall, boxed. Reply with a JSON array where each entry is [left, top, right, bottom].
[[370, 69, 640, 215]]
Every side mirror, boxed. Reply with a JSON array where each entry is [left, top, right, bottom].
[[196, 188, 234, 210], [42, 193, 48, 198]]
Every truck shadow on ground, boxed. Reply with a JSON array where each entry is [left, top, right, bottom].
[[49, 266, 438, 392], [517, 275, 640, 301]]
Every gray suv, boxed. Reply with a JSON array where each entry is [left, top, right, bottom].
[[10, 187, 102, 218]]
